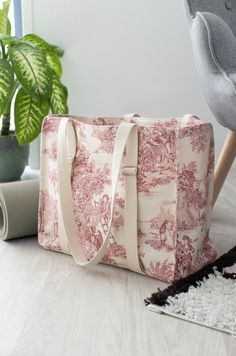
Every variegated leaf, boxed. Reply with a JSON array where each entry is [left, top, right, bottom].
[[22, 34, 64, 55], [0, 58, 14, 115], [14, 87, 49, 144], [22, 33, 49, 49], [8, 43, 52, 102], [0, 0, 11, 35], [6, 17, 10, 35], [50, 74, 68, 114], [49, 45, 64, 57], [45, 50, 62, 78], [22, 33, 63, 76]]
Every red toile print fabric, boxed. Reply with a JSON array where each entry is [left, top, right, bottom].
[[38, 114, 217, 282]]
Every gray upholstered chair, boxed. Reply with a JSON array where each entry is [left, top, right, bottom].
[[184, 0, 236, 205]]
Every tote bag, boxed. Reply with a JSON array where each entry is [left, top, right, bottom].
[[38, 114, 217, 282]]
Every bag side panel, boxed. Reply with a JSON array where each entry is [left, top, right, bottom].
[[175, 120, 217, 280], [38, 116, 61, 251], [137, 121, 178, 282]]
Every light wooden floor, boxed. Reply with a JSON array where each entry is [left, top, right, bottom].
[[0, 169, 236, 356]]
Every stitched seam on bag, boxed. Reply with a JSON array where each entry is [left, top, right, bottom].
[[173, 123, 180, 281], [37, 116, 47, 246]]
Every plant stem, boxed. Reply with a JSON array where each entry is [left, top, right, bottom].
[[1, 98, 11, 135], [0, 39, 6, 59], [1, 113, 10, 135], [1, 80, 19, 136]]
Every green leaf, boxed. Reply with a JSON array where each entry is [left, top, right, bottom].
[[0, 0, 11, 35], [0, 58, 14, 115], [45, 49, 62, 77], [8, 42, 52, 102], [22, 34, 64, 55], [14, 87, 49, 144], [21, 34, 63, 77], [6, 17, 11, 35], [49, 45, 64, 57], [22, 33, 50, 50], [50, 74, 68, 114], [0, 34, 14, 41]]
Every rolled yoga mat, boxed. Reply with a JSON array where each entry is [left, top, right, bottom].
[[0, 179, 39, 240]]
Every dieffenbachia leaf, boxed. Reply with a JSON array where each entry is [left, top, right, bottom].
[[22, 34, 49, 49], [6, 17, 10, 35], [49, 45, 64, 57], [21, 33, 63, 77], [22, 34, 64, 55], [8, 42, 52, 102], [14, 87, 49, 144], [0, 58, 14, 115], [45, 50, 62, 78], [50, 74, 68, 114], [0, 0, 11, 35]]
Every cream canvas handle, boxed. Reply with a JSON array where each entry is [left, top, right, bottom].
[[57, 118, 144, 273]]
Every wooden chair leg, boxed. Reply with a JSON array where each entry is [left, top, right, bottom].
[[212, 130, 236, 207]]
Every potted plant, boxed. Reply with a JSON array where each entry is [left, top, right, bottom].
[[0, 0, 68, 182]]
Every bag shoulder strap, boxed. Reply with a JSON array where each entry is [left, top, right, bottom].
[[57, 118, 144, 273]]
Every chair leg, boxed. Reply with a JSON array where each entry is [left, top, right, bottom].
[[212, 130, 236, 207]]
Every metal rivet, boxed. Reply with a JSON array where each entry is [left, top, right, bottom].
[[225, 1, 233, 10]]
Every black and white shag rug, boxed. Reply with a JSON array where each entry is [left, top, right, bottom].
[[145, 246, 236, 336]]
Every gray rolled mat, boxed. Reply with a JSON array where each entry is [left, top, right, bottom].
[[0, 179, 39, 240]]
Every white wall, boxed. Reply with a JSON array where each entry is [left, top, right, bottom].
[[23, 0, 226, 157]]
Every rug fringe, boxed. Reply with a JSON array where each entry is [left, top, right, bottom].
[[144, 245, 236, 306]]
